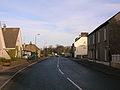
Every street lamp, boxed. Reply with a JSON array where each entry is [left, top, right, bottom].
[[44, 42, 47, 57], [34, 34, 40, 59], [35, 34, 40, 45]]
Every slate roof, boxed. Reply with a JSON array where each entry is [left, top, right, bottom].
[[2, 28, 20, 48], [88, 11, 120, 36]]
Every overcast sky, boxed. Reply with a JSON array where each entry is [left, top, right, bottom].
[[0, 0, 120, 48]]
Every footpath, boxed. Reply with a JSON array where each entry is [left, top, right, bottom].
[[0, 58, 48, 89], [70, 58, 120, 77]]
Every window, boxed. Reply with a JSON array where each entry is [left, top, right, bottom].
[[96, 49, 98, 59], [93, 35, 95, 44], [104, 28, 107, 41], [104, 48, 107, 61], [98, 31, 100, 43]]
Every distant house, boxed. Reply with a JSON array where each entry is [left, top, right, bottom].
[[74, 33, 88, 58], [22, 42, 41, 58], [0, 24, 23, 59], [88, 12, 120, 63]]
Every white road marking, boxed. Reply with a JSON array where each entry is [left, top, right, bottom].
[[58, 68, 64, 75], [57, 57, 83, 90], [57, 64, 59, 68], [67, 77, 83, 90]]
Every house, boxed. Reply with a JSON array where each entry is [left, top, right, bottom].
[[88, 12, 120, 63], [22, 42, 41, 58], [0, 24, 23, 59], [74, 33, 88, 58]]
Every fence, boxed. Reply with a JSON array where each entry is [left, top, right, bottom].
[[112, 54, 120, 63]]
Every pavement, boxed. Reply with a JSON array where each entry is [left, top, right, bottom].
[[0, 60, 28, 72], [70, 58, 120, 77], [1, 57, 120, 90], [0, 57, 48, 90]]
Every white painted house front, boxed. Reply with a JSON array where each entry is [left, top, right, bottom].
[[74, 33, 88, 58], [0, 25, 10, 59], [0, 24, 23, 59]]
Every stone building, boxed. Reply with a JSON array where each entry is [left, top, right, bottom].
[[88, 12, 120, 63]]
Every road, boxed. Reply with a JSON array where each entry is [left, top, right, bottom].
[[2, 57, 120, 90]]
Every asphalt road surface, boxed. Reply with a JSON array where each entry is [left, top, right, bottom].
[[2, 57, 120, 90]]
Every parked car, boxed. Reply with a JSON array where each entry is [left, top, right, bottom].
[[22, 54, 30, 59], [28, 54, 36, 60]]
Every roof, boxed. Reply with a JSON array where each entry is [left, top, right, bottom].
[[2, 28, 20, 48], [23, 44, 40, 52], [88, 11, 120, 36], [75, 32, 88, 42]]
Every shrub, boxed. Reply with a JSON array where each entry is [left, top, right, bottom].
[[0, 57, 6, 62], [7, 49, 16, 59], [1, 59, 11, 63]]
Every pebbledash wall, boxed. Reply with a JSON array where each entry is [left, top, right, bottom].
[[88, 12, 120, 63]]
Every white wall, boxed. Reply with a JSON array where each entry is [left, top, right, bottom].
[[0, 26, 11, 59], [16, 30, 23, 48], [0, 26, 5, 49], [0, 49, 11, 59], [16, 30, 23, 57], [74, 37, 87, 57]]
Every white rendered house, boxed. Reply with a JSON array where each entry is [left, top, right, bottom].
[[74, 33, 88, 58], [0, 24, 23, 59]]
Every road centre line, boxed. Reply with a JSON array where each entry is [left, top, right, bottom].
[[57, 64, 59, 68], [67, 77, 83, 90], [58, 68, 64, 75], [57, 57, 83, 90]]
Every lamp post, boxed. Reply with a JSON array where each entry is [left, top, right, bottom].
[[44, 42, 47, 57], [35, 34, 40, 59], [35, 34, 40, 45]]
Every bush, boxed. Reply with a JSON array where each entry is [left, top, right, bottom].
[[7, 49, 16, 59], [1, 59, 11, 63], [0, 57, 6, 62]]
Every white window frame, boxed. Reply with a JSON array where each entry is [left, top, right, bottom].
[[96, 49, 98, 59], [98, 31, 100, 43], [93, 35, 95, 44], [104, 28, 107, 41], [105, 48, 107, 61]]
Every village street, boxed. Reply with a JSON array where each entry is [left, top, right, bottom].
[[2, 57, 120, 90]]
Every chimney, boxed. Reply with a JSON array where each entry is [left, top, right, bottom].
[[3, 24, 6, 31], [80, 32, 88, 37], [30, 41, 32, 45]]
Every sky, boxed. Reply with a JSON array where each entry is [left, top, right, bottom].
[[0, 0, 120, 48]]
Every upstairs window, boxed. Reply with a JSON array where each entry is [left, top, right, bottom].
[[98, 31, 100, 43], [104, 48, 107, 61], [104, 28, 107, 41], [93, 35, 95, 44]]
